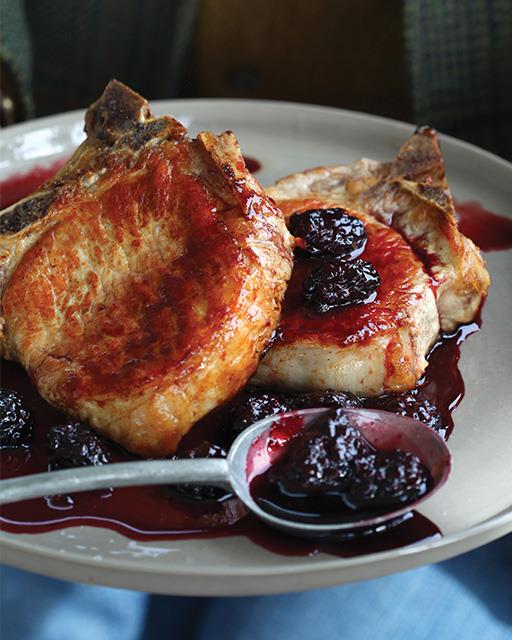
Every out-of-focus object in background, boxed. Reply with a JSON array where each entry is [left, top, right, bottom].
[[1, 0, 198, 118], [26, 0, 199, 114], [404, 0, 512, 159], [196, 0, 409, 120], [1, 0, 511, 159], [0, 0, 33, 125]]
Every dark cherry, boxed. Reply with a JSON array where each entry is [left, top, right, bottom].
[[345, 453, 379, 502], [258, 406, 432, 523], [46, 422, 111, 470], [345, 451, 431, 510], [293, 389, 362, 410], [0, 389, 34, 448], [368, 391, 445, 437], [171, 441, 232, 502], [289, 208, 367, 258], [227, 388, 295, 441], [268, 408, 370, 495], [303, 258, 380, 313], [225, 388, 362, 445]]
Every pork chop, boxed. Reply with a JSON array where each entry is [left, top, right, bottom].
[[265, 127, 490, 332], [254, 128, 489, 395], [0, 81, 293, 456], [253, 203, 439, 395]]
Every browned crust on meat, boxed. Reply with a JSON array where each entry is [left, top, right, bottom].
[[254, 197, 439, 395], [383, 127, 490, 331], [0, 81, 293, 456], [84, 79, 155, 145], [268, 127, 490, 331]]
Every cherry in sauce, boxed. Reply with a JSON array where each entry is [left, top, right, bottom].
[[0, 350, 446, 551], [248, 410, 433, 528], [0, 360, 441, 554]]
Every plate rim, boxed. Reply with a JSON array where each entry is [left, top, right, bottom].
[[2, 506, 511, 577], [1, 97, 510, 172]]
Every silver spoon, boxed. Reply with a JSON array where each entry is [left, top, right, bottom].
[[0, 408, 451, 538]]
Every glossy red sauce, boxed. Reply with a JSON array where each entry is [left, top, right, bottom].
[[0, 159, 67, 209], [280, 230, 425, 348], [278, 200, 431, 352], [243, 156, 262, 174], [246, 413, 306, 480], [248, 413, 434, 526], [0, 155, 261, 212], [0, 355, 441, 554], [2, 328, 470, 550], [0, 164, 499, 557], [455, 200, 512, 251]]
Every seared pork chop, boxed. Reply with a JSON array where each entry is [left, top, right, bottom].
[[253, 203, 439, 395], [0, 81, 293, 456], [254, 128, 489, 395], [265, 127, 490, 332]]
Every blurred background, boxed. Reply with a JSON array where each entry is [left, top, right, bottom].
[[1, 0, 511, 159]]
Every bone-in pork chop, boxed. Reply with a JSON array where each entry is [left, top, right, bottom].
[[0, 81, 293, 456], [253, 128, 489, 395], [266, 127, 490, 331], [253, 203, 439, 395]]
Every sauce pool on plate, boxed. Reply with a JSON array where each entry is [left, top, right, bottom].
[[1, 161, 508, 557], [455, 200, 512, 252]]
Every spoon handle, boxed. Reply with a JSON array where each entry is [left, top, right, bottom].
[[0, 458, 231, 506]]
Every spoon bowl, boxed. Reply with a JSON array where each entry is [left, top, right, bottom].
[[228, 408, 451, 538], [0, 408, 451, 538]]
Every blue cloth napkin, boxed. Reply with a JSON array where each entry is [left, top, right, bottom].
[[1, 535, 510, 640]]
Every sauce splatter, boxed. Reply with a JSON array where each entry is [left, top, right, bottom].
[[455, 200, 512, 251], [0, 159, 67, 209], [243, 156, 262, 174]]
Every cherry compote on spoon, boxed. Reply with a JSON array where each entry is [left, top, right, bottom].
[[233, 408, 450, 539], [250, 408, 433, 525]]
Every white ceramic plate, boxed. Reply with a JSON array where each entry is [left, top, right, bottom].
[[1, 100, 511, 595]]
